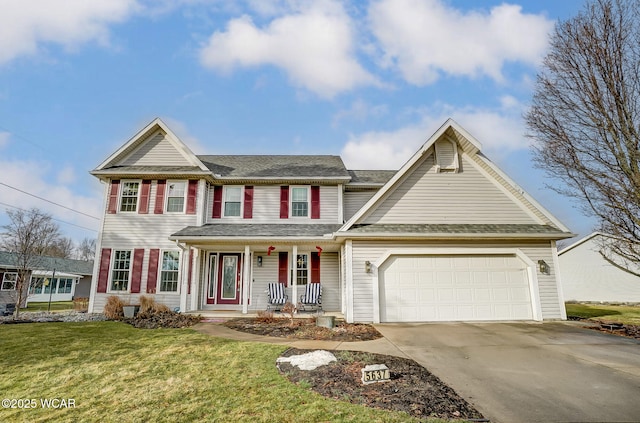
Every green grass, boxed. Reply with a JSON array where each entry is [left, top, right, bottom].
[[0, 322, 444, 423], [23, 301, 74, 312], [565, 303, 640, 325]]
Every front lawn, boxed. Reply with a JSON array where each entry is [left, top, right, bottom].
[[565, 303, 640, 325], [0, 322, 433, 422], [23, 301, 74, 312]]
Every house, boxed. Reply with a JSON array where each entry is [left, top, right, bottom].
[[0, 251, 93, 305], [559, 232, 640, 303], [88, 118, 574, 323]]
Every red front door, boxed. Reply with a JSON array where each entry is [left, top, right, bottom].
[[216, 253, 242, 305]]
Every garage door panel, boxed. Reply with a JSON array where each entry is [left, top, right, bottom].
[[380, 255, 533, 322]]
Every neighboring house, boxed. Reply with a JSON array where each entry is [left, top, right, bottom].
[[0, 251, 93, 305], [559, 232, 640, 303], [88, 118, 574, 323]]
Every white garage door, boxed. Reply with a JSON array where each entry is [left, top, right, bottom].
[[380, 255, 533, 322]]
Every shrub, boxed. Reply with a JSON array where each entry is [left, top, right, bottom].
[[104, 296, 125, 320], [256, 310, 276, 323]]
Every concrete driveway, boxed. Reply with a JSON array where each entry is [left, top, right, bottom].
[[374, 322, 640, 423]]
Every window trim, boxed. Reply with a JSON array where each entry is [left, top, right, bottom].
[[158, 249, 181, 294], [108, 249, 133, 293], [165, 180, 187, 214], [223, 186, 243, 218], [119, 180, 141, 213], [290, 186, 310, 218], [1, 272, 17, 291]]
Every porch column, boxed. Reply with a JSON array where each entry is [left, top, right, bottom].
[[179, 246, 189, 313], [190, 249, 200, 312], [345, 240, 354, 323], [242, 245, 250, 314], [292, 245, 298, 306]]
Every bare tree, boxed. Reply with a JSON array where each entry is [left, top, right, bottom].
[[526, 0, 640, 267], [0, 208, 61, 319], [76, 237, 96, 261], [44, 236, 75, 259]]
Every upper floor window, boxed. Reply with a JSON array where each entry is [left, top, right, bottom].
[[110, 250, 131, 291], [159, 251, 180, 292], [291, 187, 309, 217], [224, 186, 242, 217], [1, 272, 17, 291], [166, 181, 186, 213], [120, 181, 139, 212]]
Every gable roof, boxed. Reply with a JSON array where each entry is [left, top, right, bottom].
[[339, 118, 573, 236], [0, 251, 93, 275], [91, 118, 210, 178], [559, 232, 606, 255]]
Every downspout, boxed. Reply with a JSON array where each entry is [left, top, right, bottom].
[[175, 240, 189, 313]]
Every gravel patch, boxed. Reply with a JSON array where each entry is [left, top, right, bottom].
[[0, 311, 107, 323]]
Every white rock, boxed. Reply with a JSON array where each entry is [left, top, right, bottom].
[[276, 350, 337, 371]]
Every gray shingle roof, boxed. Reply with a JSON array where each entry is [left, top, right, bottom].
[[0, 251, 93, 275], [346, 224, 568, 235], [172, 224, 343, 238], [92, 165, 206, 173], [347, 170, 397, 185], [197, 155, 351, 179]]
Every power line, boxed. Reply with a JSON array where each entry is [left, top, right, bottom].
[[0, 181, 100, 220], [0, 201, 98, 233], [0, 123, 51, 153]]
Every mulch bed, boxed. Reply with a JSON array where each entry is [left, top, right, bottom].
[[278, 348, 485, 421], [126, 311, 202, 329]]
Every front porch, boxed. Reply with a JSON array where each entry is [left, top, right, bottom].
[[186, 309, 345, 321]]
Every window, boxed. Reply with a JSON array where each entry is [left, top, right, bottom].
[[166, 181, 186, 213], [111, 250, 131, 291], [30, 276, 45, 294], [1, 272, 17, 291], [58, 278, 73, 294], [43, 278, 58, 294], [224, 186, 242, 217], [291, 187, 308, 217], [296, 254, 308, 285], [120, 181, 140, 212], [159, 251, 180, 292]]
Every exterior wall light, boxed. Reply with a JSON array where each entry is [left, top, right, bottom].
[[257, 256, 263, 267], [538, 259, 550, 274], [365, 260, 372, 273]]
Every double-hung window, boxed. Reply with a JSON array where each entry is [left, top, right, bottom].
[[111, 250, 131, 291], [291, 187, 309, 217], [224, 187, 242, 217], [120, 181, 140, 212], [166, 181, 186, 213], [296, 254, 308, 285], [159, 251, 180, 293], [1, 272, 17, 291]]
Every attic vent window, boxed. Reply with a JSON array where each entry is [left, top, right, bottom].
[[434, 139, 459, 173]]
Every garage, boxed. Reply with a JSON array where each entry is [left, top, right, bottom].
[[379, 254, 534, 322]]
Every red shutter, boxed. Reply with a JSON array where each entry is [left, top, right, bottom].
[[97, 248, 111, 293], [186, 180, 198, 214], [280, 186, 289, 219], [138, 180, 151, 214], [311, 252, 320, 283], [107, 180, 120, 214], [243, 186, 254, 219], [130, 249, 144, 293], [154, 180, 166, 214], [278, 252, 288, 286], [212, 185, 223, 218], [147, 249, 160, 293], [311, 185, 320, 219], [188, 249, 193, 295]]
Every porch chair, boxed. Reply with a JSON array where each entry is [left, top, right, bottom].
[[267, 282, 288, 311], [299, 283, 322, 312]]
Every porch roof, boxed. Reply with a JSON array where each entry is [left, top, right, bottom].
[[170, 223, 344, 239]]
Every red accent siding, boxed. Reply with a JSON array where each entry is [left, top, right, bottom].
[[212, 186, 223, 218], [311, 186, 320, 219], [107, 180, 120, 214], [97, 248, 111, 293], [243, 186, 254, 219], [130, 249, 144, 293], [147, 249, 160, 293], [280, 186, 289, 219], [188, 249, 193, 295], [278, 252, 288, 286], [311, 252, 320, 283], [154, 180, 166, 214], [138, 180, 151, 214], [186, 180, 198, 214]]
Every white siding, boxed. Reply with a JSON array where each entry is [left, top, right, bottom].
[[361, 154, 537, 225], [350, 240, 562, 322], [120, 132, 192, 166], [344, 190, 377, 221]]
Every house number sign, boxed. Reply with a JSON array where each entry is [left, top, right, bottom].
[[361, 364, 390, 384]]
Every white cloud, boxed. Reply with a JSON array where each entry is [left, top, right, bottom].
[[341, 101, 528, 169], [368, 0, 553, 85], [199, 0, 377, 98], [0, 0, 139, 65], [332, 99, 389, 127]]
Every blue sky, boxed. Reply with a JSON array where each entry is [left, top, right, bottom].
[[0, 0, 591, 245]]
